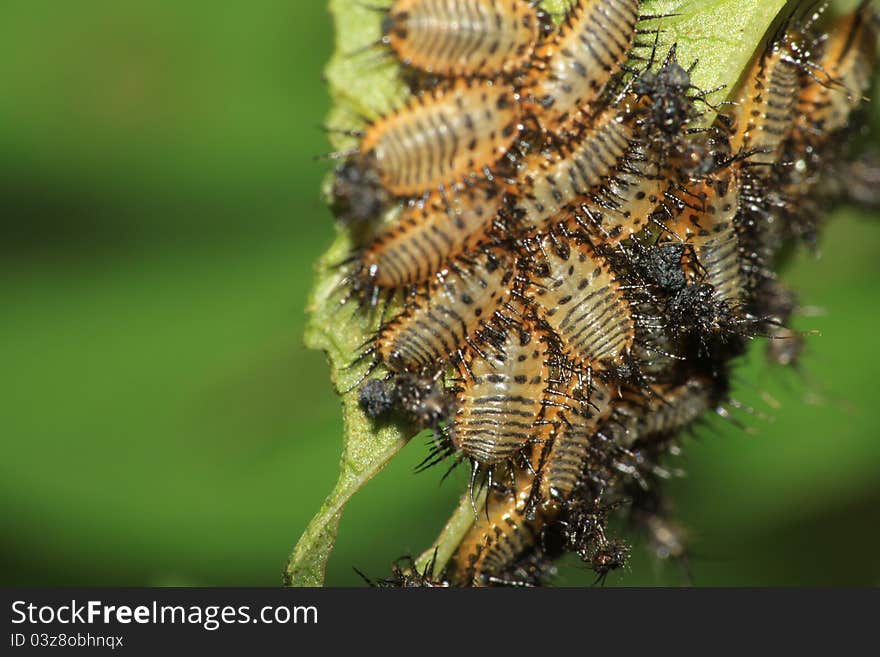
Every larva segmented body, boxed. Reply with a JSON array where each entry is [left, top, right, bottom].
[[360, 79, 520, 197], [795, 2, 877, 138], [599, 379, 715, 452], [691, 209, 742, 305], [730, 34, 802, 166], [525, 0, 642, 127], [376, 249, 514, 373], [383, 0, 540, 78], [672, 174, 744, 308], [528, 234, 634, 366], [515, 102, 637, 228], [324, 0, 880, 587], [583, 143, 669, 244], [540, 378, 614, 501], [452, 469, 548, 586], [451, 320, 549, 466], [363, 186, 503, 288]]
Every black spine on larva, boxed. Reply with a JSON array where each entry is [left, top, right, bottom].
[[377, 249, 513, 373], [451, 322, 548, 466]]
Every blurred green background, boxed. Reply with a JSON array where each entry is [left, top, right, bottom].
[[1, 1, 878, 587]]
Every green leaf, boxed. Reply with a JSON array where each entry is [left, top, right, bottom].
[[286, 0, 789, 586]]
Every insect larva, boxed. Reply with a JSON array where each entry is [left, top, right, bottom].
[[632, 379, 714, 444], [452, 469, 547, 586], [382, 0, 540, 78], [729, 30, 802, 167], [796, 2, 877, 138], [525, 0, 642, 127], [575, 141, 669, 244], [539, 378, 614, 501], [362, 186, 503, 288], [514, 101, 637, 229], [451, 321, 549, 467], [529, 234, 635, 366], [376, 249, 514, 373], [359, 79, 520, 197], [673, 174, 743, 307]]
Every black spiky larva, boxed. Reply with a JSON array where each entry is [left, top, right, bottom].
[[729, 26, 802, 168], [513, 100, 638, 229], [795, 1, 877, 138], [524, 0, 642, 127], [449, 318, 550, 467], [361, 186, 503, 288], [382, 0, 541, 78], [527, 232, 635, 367], [376, 248, 515, 373], [358, 79, 520, 197]]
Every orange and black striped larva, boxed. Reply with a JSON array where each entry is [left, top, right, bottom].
[[381, 0, 543, 78], [728, 23, 803, 170], [795, 1, 877, 139], [326, 0, 880, 587], [446, 318, 551, 473], [451, 467, 554, 586], [374, 247, 518, 374], [525, 231, 636, 368], [358, 185, 504, 290], [358, 79, 521, 198], [512, 100, 640, 229], [523, 0, 645, 128], [538, 375, 614, 501]]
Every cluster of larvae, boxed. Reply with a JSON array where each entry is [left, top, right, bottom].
[[327, 0, 878, 586]]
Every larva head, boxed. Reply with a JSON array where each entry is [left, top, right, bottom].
[[358, 373, 457, 430], [330, 157, 388, 225], [358, 378, 397, 420]]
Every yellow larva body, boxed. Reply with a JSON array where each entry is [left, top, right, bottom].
[[730, 35, 801, 166], [673, 175, 744, 306], [363, 187, 503, 288], [383, 0, 540, 77], [377, 250, 512, 372], [539, 378, 614, 501], [360, 80, 520, 197], [530, 235, 634, 367], [525, 0, 642, 127], [515, 102, 637, 228], [796, 3, 877, 138], [452, 321, 550, 466], [634, 379, 713, 443], [579, 142, 668, 244], [452, 469, 547, 586]]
